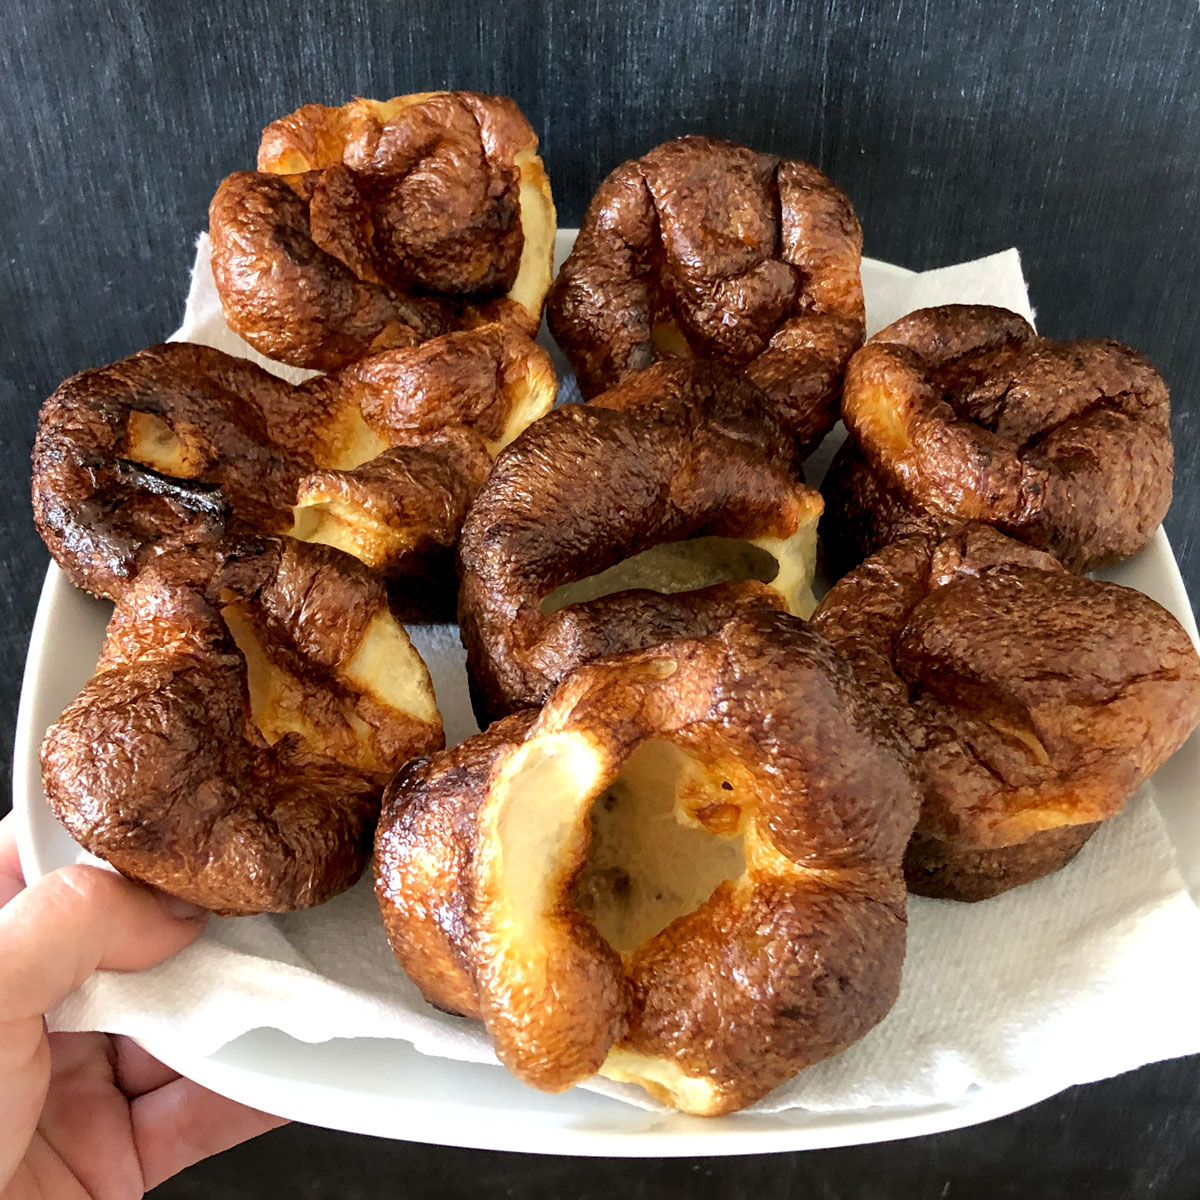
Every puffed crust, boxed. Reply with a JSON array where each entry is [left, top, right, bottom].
[[211, 92, 556, 370], [31, 329, 554, 613], [548, 135, 864, 453], [375, 708, 539, 1018], [457, 360, 824, 722], [41, 537, 444, 915], [810, 525, 1200, 898], [823, 304, 1173, 575], [903, 824, 1100, 902], [376, 610, 918, 1114]]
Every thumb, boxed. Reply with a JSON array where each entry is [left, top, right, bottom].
[[0, 860, 208, 1193], [0, 863, 207, 1025]]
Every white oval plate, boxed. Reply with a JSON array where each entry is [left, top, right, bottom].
[[13, 230, 1200, 1155]]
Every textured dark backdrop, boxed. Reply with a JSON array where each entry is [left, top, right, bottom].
[[2, 1, 1198, 1196]]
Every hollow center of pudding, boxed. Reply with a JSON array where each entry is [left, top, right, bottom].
[[574, 738, 747, 957], [125, 411, 199, 476], [650, 317, 694, 359], [541, 537, 780, 615]]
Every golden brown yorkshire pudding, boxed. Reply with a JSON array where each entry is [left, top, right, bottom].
[[41, 537, 444, 915], [32, 328, 554, 610], [810, 525, 1200, 901], [457, 362, 824, 722], [375, 610, 917, 1115], [547, 135, 864, 452], [822, 304, 1173, 575], [210, 92, 556, 370]]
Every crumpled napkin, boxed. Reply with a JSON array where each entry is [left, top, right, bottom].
[[44, 236, 1200, 1115]]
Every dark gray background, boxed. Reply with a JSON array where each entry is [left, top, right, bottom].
[[2, 0, 1198, 1195]]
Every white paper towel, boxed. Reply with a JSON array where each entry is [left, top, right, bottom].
[[46, 236, 1200, 1116]]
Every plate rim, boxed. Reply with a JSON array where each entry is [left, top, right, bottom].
[[133, 1026, 1075, 1157]]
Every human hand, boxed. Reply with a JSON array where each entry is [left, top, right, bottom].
[[0, 813, 286, 1199]]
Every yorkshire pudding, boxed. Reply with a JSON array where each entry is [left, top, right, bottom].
[[810, 525, 1200, 900], [822, 305, 1173, 575], [32, 327, 554, 612], [211, 91, 556, 370], [547, 135, 864, 452], [41, 537, 443, 915], [375, 610, 917, 1115], [457, 361, 824, 722]]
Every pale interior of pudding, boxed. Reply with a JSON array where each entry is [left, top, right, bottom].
[[486, 366, 556, 454], [541, 537, 777, 613], [318, 406, 390, 470], [508, 148, 557, 322], [289, 495, 409, 569], [540, 524, 819, 619], [599, 1048, 723, 1115], [755, 516, 820, 618], [574, 738, 747, 957], [650, 318, 694, 359], [486, 728, 750, 961], [343, 613, 439, 725], [288, 405, 400, 564], [125, 411, 202, 476], [483, 723, 755, 1115], [491, 732, 608, 925], [585, 742, 772, 1116], [220, 602, 436, 771]]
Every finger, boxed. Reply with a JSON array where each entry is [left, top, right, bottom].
[[0, 868, 208, 1195], [132, 1077, 288, 1190], [111, 1034, 180, 1099], [0, 865, 209, 1186], [0, 814, 26, 907], [0, 862, 207, 1024], [35, 1032, 147, 1200]]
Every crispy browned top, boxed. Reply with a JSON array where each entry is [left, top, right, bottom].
[[212, 92, 549, 370], [811, 524, 1200, 849], [457, 361, 819, 720], [376, 610, 917, 1113], [336, 323, 550, 447], [543, 610, 918, 866], [547, 135, 864, 451], [41, 537, 444, 914], [829, 304, 1173, 572], [296, 430, 492, 551], [32, 328, 549, 601]]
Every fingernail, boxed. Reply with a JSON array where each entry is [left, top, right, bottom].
[[156, 891, 211, 922]]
